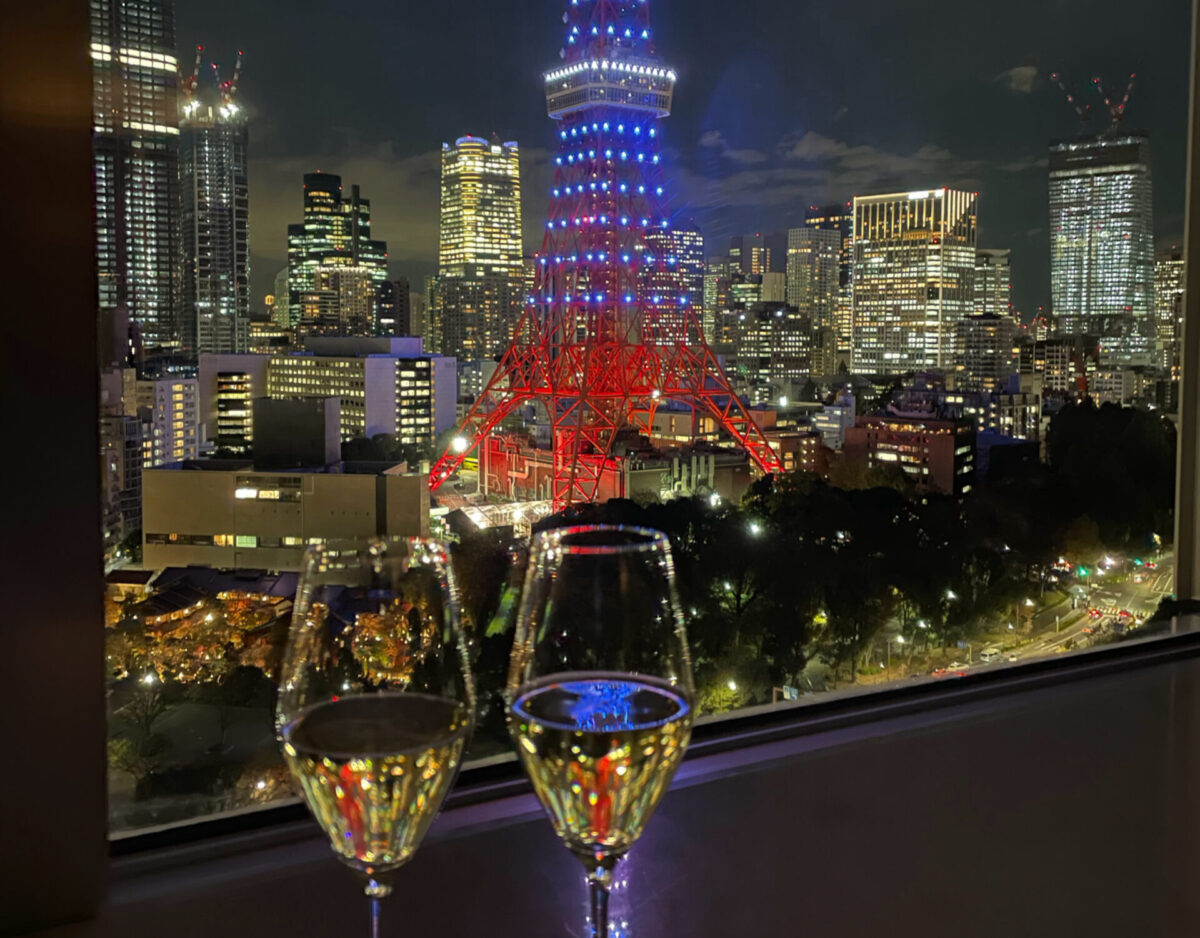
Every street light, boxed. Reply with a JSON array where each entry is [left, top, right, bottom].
[[708, 491, 721, 508], [748, 521, 762, 536], [727, 680, 738, 692], [1024, 598, 1034, 608], [946, 589, 958, 601], [451, 435, 469, 454]]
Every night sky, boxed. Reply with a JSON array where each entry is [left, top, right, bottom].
[[177, 0, 1193, 319]]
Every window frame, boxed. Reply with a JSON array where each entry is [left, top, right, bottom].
[[4, 0, 1200, 932]]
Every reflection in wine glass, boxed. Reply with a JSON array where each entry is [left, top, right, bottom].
[[507, 525, 694, 938], [277, 537, 474, 938]]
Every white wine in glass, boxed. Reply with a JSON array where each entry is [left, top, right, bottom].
[[278, 538, 474, 937], [507, 525, 695, 937]]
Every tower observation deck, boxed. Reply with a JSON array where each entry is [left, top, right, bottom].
[[428, 0, 784, 508]]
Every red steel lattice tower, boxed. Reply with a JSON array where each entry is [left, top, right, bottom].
[[428, 0, 784, 507]]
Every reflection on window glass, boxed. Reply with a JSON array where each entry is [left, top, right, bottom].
[[99, 0, 1190, 834]]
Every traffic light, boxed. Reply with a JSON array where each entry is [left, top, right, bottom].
[[1078, 566, 1089, 577]]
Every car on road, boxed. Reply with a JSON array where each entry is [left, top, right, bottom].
[[1088, 608, 1102, 619], [1118, 609, 1132, 619], [979, 648, 1001, 663], [1007, 653, 1019, 662], [1146, 562, 1158, 569]]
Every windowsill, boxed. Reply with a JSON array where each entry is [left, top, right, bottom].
[[70, 620, 1200, 937], [109, 614, 1200, 857]]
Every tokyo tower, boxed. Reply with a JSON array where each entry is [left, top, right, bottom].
[[428, 0, 784, 508]]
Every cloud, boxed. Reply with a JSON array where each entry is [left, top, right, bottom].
[[670, 129, 1004, 230], [995, 65, 1038, 94], [777, 130, 984, 188], [698, 129, 769, 165], [998, 156, 1048, 173]]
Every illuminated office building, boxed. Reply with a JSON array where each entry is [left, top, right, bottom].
[[786, 227, 840, 330], [975, 249, 1011, 317], [851, 188, 978, 374], [804, 203, 854, 352], [642, 221, 704, 326], [121, 372, 201, 466], [297, 266, 376, 336], [843, 413, 975, 496], [376, 278, 413, 336], [100, 414, 144, 547], [180, 51, 249, 354], [730, 232, 785, 276], [286, 173, 388, 328], [956, 313, 1017, 392], [436, 135, 523, 360], [725, 304, 813, 405], [91, 0, 181, 353], [266, 338, 456, 444], [1049, 134, 1154, 363], [1155, 250, 1184, 375]]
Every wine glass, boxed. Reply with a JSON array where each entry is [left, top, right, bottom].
[[277, 537, 474, 938], [506, 524, 695, 938]]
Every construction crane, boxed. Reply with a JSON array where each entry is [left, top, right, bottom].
[[1091, 72, 1136, 131], [1051, 70, 1137, 135]]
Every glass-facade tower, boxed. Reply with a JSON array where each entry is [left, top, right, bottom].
[[1049, 134, 1154, 363], [91, 0, 181, 353], [180, 53, 249, 354], [436, 135, 524, 360], [804, 203, 854, 353], [975, 248, 1012, 317], [786, 226, 840, 331], [286, 173, 388, 329]]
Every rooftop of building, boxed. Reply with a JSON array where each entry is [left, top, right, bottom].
[[105, 569, 156, 586], [154, 566, 300, 600], [154, 458, 414, 476]]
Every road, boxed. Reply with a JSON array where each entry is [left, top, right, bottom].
[[988, 553, 1175, 665]]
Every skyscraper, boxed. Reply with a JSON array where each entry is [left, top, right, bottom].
[[376, 278, 413, 336], [851, 188, 978, 374], [286, 173, 388, 329], [1155, 250, 1185, 375], [1049, 133, 1154, 363], [435, 135, 523, 361], [804, 203, 854, 353], [642, 221, 704, 318], [975, 249, 1012, 317], [785, 227, 839, 330], [956, 314, 1017, 392], [91, 0, 181, 354], [729, 232, 786, 275], [180, 50, 249, 355]]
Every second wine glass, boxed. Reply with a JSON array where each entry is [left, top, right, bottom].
[[506, 524, 695, 938], [277, 537, 474, 938]]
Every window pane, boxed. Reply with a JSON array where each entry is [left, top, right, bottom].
[[100, 0, 1191, 835]]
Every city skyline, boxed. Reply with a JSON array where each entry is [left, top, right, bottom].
[[175, 0, 1191, 318]]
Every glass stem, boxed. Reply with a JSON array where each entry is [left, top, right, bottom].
[[364, 878, 391, 938], [587, 865, 613, 938]]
